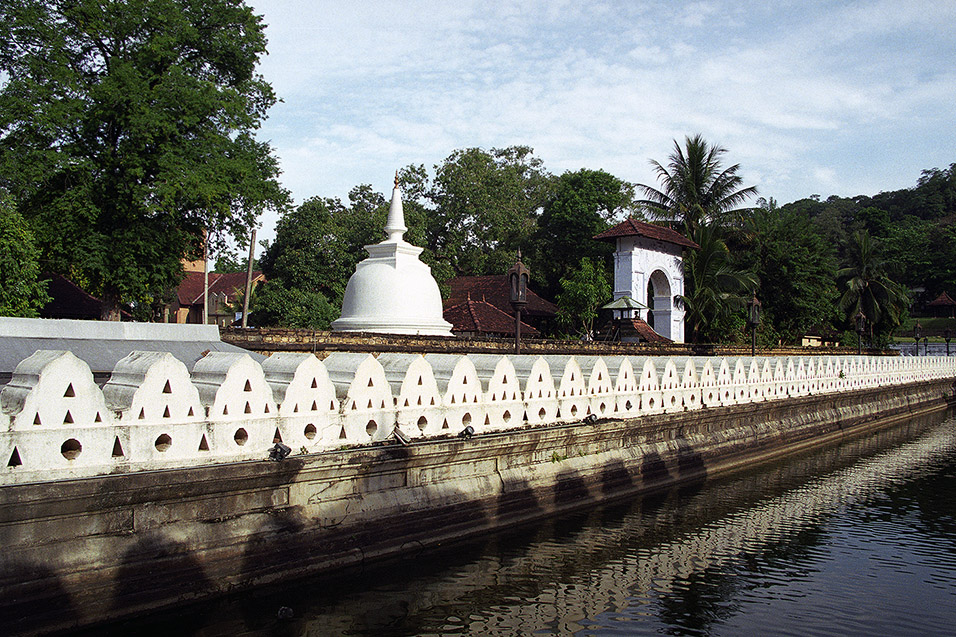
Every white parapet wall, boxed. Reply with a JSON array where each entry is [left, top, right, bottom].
[[1, 349, 954, 484]]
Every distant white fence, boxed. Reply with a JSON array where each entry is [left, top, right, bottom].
[[2, 349, 954, 483]]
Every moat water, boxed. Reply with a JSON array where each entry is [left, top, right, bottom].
[[89, 411, 956, 636]]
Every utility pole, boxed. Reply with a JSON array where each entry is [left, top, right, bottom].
[[241, 228, 257, 328]]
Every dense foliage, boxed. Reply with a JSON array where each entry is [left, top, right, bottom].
[[681, 224, 757, 343], [0, 0, 288, 319], [0, 191, 49, 316], [730, 198, 838, 344], [555, 257, 612, 339]]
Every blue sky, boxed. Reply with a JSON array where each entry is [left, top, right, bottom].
[[246, 0, 956, 246]]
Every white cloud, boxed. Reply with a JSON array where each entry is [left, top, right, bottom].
[[246, 0, 956, 246]]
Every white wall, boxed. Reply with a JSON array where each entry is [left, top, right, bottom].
[[2, 350, 952, 484]]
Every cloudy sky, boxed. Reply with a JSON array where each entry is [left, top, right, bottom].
[[245, 0, 956, 246]]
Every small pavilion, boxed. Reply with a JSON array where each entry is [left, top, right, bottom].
[[927, 291, 956, 318]]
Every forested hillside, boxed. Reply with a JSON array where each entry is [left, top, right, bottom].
[[780, 164, 956, 305]]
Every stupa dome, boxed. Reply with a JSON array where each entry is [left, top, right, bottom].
[[331, 179, 453, 336]]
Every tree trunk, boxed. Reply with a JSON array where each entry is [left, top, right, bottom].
[[100, 290, 122, 321]]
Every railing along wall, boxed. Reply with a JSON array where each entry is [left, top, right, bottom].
[[1, 350, 954, 483]]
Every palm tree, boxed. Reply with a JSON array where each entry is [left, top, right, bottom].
[[679, 224, 758, 343], [837, 230, 908, 344], [638, 134, 757, 235]]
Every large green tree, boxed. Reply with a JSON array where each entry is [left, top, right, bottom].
[[639, 135, 757, 343], [253, 190, 383, 328], [0, 191, 49, 316], [735, 199, 838, 343], [0, 0, 287, 319], [638, 134, 757, 235], [423, 146, 553, 277], [555, 257, 611, 339], [533, 168, 636, 300]]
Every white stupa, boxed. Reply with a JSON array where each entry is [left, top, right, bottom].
[[331, 176, 454, 336]]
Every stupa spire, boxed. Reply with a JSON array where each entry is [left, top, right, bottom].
[[384, 172, 407, 243]]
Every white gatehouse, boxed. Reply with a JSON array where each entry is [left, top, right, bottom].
[[594, 218, 698, 343]]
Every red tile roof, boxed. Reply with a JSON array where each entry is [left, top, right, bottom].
[[593, 218, 699, 249], [444, 297, 539, 336], [626, 318, 671, 343], [446, 275, 557, 318], [177, 271, 264, 306], [927, 291, 956, 306]]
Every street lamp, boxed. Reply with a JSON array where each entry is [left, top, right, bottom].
[[854, 311, 866, 356], [508, 252, 530, 355], [914, 322, 922, 356], [746, 294, 761, 357]]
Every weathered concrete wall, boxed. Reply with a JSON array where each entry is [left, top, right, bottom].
[[0, 377, 952, 635]]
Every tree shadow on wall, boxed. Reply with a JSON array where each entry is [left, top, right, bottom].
[[640, 449, 672, 486], [108, 533, 217, 635], [496, 477, 543, 522], [600, 459, 635, 496], [0, 560, 78, 636]]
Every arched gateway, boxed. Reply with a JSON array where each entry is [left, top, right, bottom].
[[594, 219, 698, 343]]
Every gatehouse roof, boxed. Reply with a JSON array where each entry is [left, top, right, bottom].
[[593, 218, 698, 249]]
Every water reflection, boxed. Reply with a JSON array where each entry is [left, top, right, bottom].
[[90, 413, 956, 636]]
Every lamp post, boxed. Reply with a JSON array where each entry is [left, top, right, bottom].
[[508, 252, 530, 355], [746, 294, 761, 357], [914, 322, 922, 356], [854, 311, 866, 356], [945, 329, 951, 357]]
